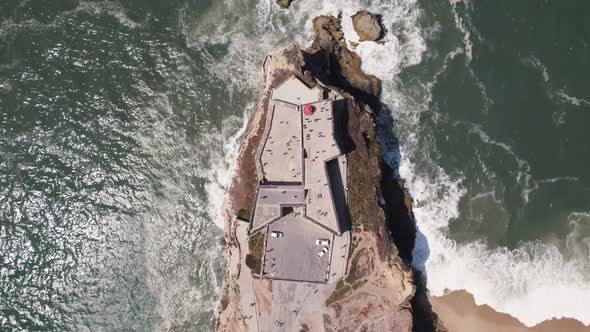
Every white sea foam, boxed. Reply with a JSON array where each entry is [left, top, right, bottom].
[[449, 0, 473, 63], [525, 56, 590, 116], [447, 0, 494, 114], [556, 90, 590, 108], [466, 124, 538, 203], [204, 107, 251, 229], [566, 212, 590, 263], [403, 136, 590, 326], [527, 55, 550, 83], [76, 1, 143, 28], [403, 2, 590, 326], [523, 56, 590, 115]]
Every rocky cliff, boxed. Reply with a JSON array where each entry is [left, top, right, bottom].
[[216, 15, 444, 332]]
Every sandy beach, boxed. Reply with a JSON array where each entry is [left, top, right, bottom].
[[430, 290, 590, 332]]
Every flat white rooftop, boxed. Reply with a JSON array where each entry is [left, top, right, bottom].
[[271, 76, 323, 105], [303, 99, 342, 233], [260, 100, 303, 183]]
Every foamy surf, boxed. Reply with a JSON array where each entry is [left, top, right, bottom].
[[204, 109, 251, 229], [403, 122, 590, 326], [399, 1, 590, 327]]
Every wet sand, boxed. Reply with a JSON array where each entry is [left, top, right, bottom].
[[430, 290, 590, 332]]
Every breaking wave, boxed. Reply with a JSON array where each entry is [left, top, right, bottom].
[[398, 1, 590, 327]]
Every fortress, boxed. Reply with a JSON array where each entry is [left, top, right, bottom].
[[249, 76, 351, 283], [228, 74, 356, 332]]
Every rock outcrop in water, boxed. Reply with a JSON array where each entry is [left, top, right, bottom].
[[216, 14, 444, 332], [275, 0, 293, 9], [352, 11, 384, 42], [308, 15, 380, 96]]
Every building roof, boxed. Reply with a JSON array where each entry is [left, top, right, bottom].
[[251, 186, 305, 231], [251, 75, 347, 236], [303, 99, 342, 234], [259, 100, 303, 183], [271, 76, 323, 106]]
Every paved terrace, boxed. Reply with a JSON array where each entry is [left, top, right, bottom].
[[249, 76, 349, 284], [260, 100, 303, 183], [235, 220, 260, 332], [262, 207, 332, 283]]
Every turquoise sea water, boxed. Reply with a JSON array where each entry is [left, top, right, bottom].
[[1, 0, 589, 330]]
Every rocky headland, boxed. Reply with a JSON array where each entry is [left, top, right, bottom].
[[216, 14, 444, 332]]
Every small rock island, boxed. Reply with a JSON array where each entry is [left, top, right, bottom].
[[217, 14, 445, 332]]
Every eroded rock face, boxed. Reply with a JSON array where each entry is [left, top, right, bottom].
[[318, 90, 415, 332], [306, 15, 380, 96], [352, 11, 383, 41], [275, 0, 292, 9]]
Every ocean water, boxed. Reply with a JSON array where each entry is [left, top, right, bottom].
[[1, 0, 588, 330]]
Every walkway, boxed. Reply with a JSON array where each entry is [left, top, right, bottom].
[[236, 220, 260, 332]]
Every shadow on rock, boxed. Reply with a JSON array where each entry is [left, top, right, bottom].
[[303, 13, 441, 332]]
